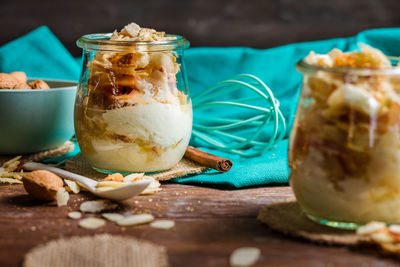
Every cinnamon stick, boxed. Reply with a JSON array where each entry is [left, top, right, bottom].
[[184, 146, 233, 172]]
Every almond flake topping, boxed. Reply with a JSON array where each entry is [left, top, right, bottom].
[[229, 247, 261, 267], [79, 218, 106, 229], [116, 214, 154, 226], [80, 200, 118, 213], [56, 187, 69, 207]]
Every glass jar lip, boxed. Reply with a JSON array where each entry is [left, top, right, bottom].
[[296, 59, 400, 76], [76, 33, 190, 52]]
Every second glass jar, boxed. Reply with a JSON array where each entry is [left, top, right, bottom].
[[290, 60, 400, 228]]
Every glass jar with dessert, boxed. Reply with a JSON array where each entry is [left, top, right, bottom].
[[75, 23, 192, 173], [289, 44, 400, 228]]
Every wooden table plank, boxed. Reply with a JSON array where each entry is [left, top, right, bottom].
[[0, 184, 398, 267]]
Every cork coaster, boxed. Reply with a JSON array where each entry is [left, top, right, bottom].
[[23, 234, 168, 267], [257, 200, 371, 246], [0, 141, 75, 164], [65, 153, 208, 181]]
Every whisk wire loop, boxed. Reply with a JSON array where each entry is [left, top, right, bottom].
[[193, 114, 268, 131], [191, 74, 286, 157], [194, 101, 271, 113]]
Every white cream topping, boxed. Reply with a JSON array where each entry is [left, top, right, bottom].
[[327, 83, 381, 117], [343, 84, 380, 115], [101, 102, 192, 148]]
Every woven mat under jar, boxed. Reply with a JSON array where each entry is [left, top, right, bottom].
[[257, 199, 372, 246], [23, 234, 168, 267], [0, 141, 75, 164], [65, 153, 209, 181]]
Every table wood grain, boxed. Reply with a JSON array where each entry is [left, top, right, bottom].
[[0, 184, 398, 266]]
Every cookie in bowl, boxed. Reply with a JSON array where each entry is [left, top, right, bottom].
[[0, 71, 77, 154]]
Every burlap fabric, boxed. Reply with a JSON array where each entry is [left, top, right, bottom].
[[257, 200, 371, 246], [0, 141, 75, 165], [23, 234, 168, 267], [65, 153, 208, 181]]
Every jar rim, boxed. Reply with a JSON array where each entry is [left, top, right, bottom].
[[296, 59, 400, 76], [76, 33, 190, 52]]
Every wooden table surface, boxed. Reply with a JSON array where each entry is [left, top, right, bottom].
[[0, 183, 398, 267]]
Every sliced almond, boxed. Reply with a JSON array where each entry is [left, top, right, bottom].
[[56, 187, 69, 207], [4, 161, 20, 172], [64, 179, 80, 194], [1, 171, 23, 179], [102, 213, 125, 222], [150, 220, 175, 229], [76, 181, 89, 191], [140, 187, 162, 195], [123, 173, 145, 183], [79, 217, 106, 229], [117, 214, 154, 226], [380, 242, 400, 254], [97, 181, 127, 188], [96, 187, 114, 192], [80, 200, 118, 213], [2, 156, 21, 168], [12, 172, 24, 180], [0, 177, 22, 184], [104, 173, 124, 182], [1, 171, 12, 178], [371, 232, 394, 243], [229, 247, 261, 267], [140, 178, 161, 195], [357, 221, 386, 235], [388, 224, 400, 234], [68, 211, 82, 219]]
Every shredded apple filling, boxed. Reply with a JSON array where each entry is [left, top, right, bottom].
[[86, 22, 184, 109]]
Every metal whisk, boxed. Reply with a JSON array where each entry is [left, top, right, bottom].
[[191, 74, 286, 157]]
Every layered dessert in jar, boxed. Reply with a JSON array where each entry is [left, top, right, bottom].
[[75, 23, 192, 172], [290, 44, 400, 226]]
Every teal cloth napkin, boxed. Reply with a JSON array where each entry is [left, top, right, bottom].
[[0, 26, 80, 80], [2, 26, 400, 188], [175, 28, 400, 187]]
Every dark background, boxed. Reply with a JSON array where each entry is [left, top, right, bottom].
[[2, 0, 400, 57]]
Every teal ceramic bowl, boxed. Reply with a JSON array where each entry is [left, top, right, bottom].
[[0, 79, 77, 155]]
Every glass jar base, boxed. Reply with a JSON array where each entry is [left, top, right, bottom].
[[305, 213, 362, 230], [92, 166, 132, 176], [91, 166, 165, 175]]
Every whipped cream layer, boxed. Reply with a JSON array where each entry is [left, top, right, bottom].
[[79, 102, 192, 172], [101, 102, 191, 149]]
